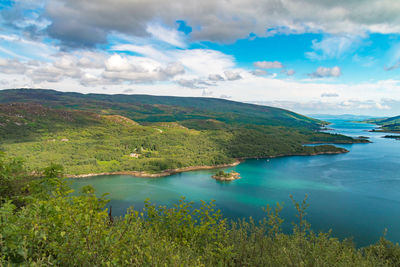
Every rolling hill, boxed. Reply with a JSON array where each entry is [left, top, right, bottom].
[[0, 89, 323, 129], [363, 115, 400, 132], [0, 89, 367, 175]]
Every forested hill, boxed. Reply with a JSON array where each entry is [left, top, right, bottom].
[[0, 88, 323, 129], [364, 115, 400, 132], [0, 89, 367, 175]]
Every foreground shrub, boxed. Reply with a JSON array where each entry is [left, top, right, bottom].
[[1, 156, 400, 266]]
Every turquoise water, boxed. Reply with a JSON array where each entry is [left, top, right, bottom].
[[71, 118, 400, 247]]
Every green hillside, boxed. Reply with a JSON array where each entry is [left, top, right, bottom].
[[0, 89, 367, 175], [0, 89, 323, 129], [364, 116, 400, 132]]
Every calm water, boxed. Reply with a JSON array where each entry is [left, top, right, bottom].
[[71, 118, 400, 247]]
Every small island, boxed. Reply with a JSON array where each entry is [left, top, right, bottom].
[[212, 170, 241, 181]]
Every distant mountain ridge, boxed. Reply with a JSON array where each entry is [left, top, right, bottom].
[[308, 114, 375, 121], [0, 88, 323, 129]]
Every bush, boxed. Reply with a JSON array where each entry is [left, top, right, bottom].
[[2, 156, 400, 266]]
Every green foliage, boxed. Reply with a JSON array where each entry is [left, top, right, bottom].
[[0, 153, 27, 206], [216, 170, 226, 176], [0, 90, 391, 265], [0, 89, 365, 176], [215, 170, 236, 178], [364, 115, 400, 132], [43, 163, 64, 178], [0, 88, 324, 129], [1, 156, 400, 266], [0, 103, 356, 176]]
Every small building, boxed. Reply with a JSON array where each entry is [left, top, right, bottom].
[[129, 153, 139, 158], [61, 138, 69, 142]]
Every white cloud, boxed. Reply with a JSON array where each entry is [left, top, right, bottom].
[[0, 1, 387, 54], [251, 99, 392, 115], [251, 69, 268, 76], [174, 49, 235, 77], [34, 0, 400, 47], [0, 58, 27, 74], [280, 69, 295, 76], [111, 45, 236, 79], [102, 54, 184, 83], [77, 52, 106, 68], [146, 24, 187, 48], [0, 33, 58, 60], [53, 55, 78, 70], [202, 88, 213, 96], [0, 50, 186, 86], [208, 74, 225, 81], [224, 71, 242, 81], [105, 54, 136, 72], [220, 94, 232, 99], [253, 61, 283, 69], [306, 35, 364, 60], [123, 88, 134, 93], [309, 66, 341, 78], [321, 92, 339, 97], [28, 64, 82, 83], [80, 73, 103, 87], [111, 44, 170, 62], [286, 69, 295, 76], [177, 79, 207, 89], [163, 62, 185, 76]]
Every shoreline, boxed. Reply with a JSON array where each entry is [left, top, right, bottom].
[[67, 160, 242, 178], [358, 121, 399, 134], [67, 149, 348, 179]]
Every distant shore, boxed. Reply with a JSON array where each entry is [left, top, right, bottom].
[[369, 129, 400, 134], [67, 149, 350, 179], [238, 149, 349, 161]]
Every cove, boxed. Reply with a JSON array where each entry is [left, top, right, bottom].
[[70, 117, 400, 247]]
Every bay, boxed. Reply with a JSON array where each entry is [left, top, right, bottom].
[[71, 117, 400, 247]]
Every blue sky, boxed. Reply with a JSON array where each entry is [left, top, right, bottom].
[[1, 0, 400, 116]]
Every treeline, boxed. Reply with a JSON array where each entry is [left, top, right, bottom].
[[1, 155, 400, 266]]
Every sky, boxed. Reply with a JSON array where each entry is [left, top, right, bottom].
[[1, 1, 400, 116]]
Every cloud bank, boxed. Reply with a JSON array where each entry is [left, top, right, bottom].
[[3, 0, 400, 48]]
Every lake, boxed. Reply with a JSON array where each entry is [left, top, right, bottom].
[[71, 118, 400, 247]]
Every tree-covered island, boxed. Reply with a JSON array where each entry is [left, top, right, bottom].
[[212, 170, 241, 181]]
